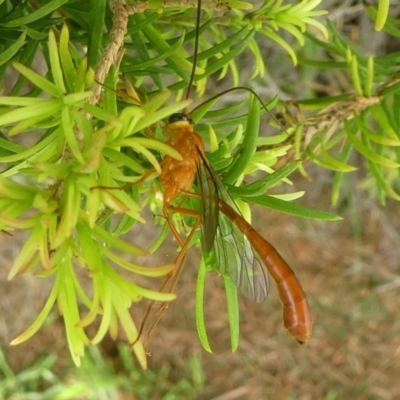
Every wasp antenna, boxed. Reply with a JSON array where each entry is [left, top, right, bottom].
[[185, 0, 202, 103], [189, 86, 288, 131]]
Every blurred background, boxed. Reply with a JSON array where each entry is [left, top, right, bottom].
[[1, 0, 400, 399], [1, 166, 400, 399]]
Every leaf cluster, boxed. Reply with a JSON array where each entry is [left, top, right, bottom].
[[296, 20, 400, 205], [0, 0, 398, 365]]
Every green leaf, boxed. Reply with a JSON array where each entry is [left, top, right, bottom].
[[122, 34, 186, 73], [88, 0, 107, 67], [227, 162, 299, 198], [345, 121, 400, 168], [195, 27, 250, 63], [61, 106, 84, 163], [8, 107, 61, 136], [3, 0, 69, 27], [0, 176, 35, 199], [58, 259, 87, 366], [249, 195, 341, 221], [230, 0, 253, 10], [89, 274, 112, 344], [140, 90, 172, 115], [0, 135, 23, 156], [110, 287, 147, 369], [63, 92, 93, 105], [375, 0, 390, 31], [0, 129, 56, 163], [126, 11, 161, 35], [76, 222, 103, 272], [11, 275, 60, 345], [223, 95, 260, 184], [122, 137, 183, 160], [348, 49, 363, 96], [365, 56, 374, 96], [118, 138, 162, 173], [356, 117, 400, 146], [196, 258, 212, 353], [0, 96, 51, 106], [147, 222, 170, 254], [0, 30, 27, 66], [92, 225, 147, 256], [12, 62, 61, 97], [370, 104, 398, 139], [7, 226, 41, 278], [52, 179, 81, 248], [0, 100, 61, 127], [130, 99, 193, 134], [366, 156, 400, 201], [105, 262, 176, 302], [260, 27, 297, 65], [137, 13, 194, 77], [59, 24, 78, 92], [102, 148, 145, 174], [306, 147, 357, 172], [198, 30, 255, 79], [7, 37, 37, 96], [331, 140, 354, 205], [224, 276, 240, 352], [102, 248, 174, 277], [48, 29, 66, 93]]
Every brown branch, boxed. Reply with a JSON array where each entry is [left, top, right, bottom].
[[125, 0, 230, 14], [91, 0, 129, 104]]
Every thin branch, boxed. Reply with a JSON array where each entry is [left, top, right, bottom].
[[125, 0, 229, 14], [91, 0, 129, 103]]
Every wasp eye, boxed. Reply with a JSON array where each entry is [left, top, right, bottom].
[[169, 113, 193, 124]]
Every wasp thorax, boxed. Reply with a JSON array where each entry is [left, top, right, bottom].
[[168, 113, 194, 125]]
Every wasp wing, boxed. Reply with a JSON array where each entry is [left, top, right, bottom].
[[196, 150, 269, 303], [196, 151, 219, 253]]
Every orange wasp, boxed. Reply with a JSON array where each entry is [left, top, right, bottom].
[[132, 0, 312, 346], [158, 112, 312, 344]]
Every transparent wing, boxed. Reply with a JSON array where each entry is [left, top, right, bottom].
[[197, 150, 269, 303], [196, 153, 219, 253]]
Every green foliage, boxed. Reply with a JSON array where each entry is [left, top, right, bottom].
[[0, 0, 399, 367], [0, 346, 206, 399], [0, 349, 60, 399], [297, 19, 400, 205]]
